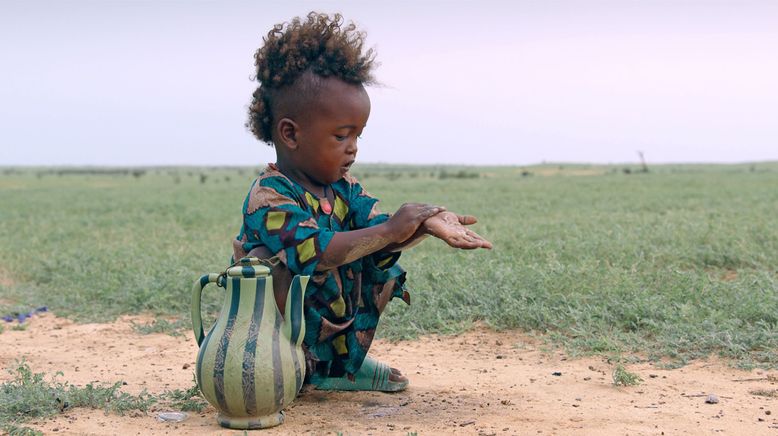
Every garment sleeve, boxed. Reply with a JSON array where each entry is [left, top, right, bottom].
[[349, 181, 390, 229], [347, 180, 401, 271], [238, 178, 335, 276]]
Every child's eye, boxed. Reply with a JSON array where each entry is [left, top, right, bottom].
[[334, 135, 347, 141]]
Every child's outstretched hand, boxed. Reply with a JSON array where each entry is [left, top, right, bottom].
[[424, 211, 493, 250], [386, 203, 447, 243]]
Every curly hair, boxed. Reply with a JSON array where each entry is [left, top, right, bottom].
[[247, 12, 378, 145]]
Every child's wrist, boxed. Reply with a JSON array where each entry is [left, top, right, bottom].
[[418, 221, 432, 236], [378, 222, 403, 244]]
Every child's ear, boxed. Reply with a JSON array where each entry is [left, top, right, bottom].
[[277, 118, 299, 150]]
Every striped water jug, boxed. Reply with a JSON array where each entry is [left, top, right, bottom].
[[191, 257, 308, 429]]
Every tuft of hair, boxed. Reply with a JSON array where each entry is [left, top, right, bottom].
[[247, 12, 377, 145]]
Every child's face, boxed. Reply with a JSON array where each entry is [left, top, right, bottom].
[[289, 77, 370, 185]]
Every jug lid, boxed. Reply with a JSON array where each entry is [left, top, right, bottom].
[[225, 257, 271, 278]]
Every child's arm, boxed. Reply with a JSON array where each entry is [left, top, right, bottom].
[[316, 203, 445, 270], [380, 225, 430, 252], [381, 211, 492, 252]]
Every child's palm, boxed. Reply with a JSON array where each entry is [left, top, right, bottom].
[[425, 211, 492, 250]]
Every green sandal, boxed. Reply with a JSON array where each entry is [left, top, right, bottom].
[[309, 357, 408, 392]]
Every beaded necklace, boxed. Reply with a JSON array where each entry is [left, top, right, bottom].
[[319, 185, 333, 215]]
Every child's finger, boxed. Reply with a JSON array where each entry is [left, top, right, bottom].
[[447, 234, 481, 249], [465, 229, 493, 249], [457, 215, 478, 225], [477, 236, 493, 249], [421, 206, 445, 218]]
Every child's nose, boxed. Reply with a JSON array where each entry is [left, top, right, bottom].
[[346, 139, 358, 155]]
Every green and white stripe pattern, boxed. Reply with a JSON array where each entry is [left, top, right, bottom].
[[191, 259, 308, 429]]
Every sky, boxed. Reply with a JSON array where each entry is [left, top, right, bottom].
[[1, 0, 777, 166]]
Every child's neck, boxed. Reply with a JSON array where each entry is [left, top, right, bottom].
[[274, 161, 328, 197]]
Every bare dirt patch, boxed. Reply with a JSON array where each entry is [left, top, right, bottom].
[[2, 313, 776, 435]]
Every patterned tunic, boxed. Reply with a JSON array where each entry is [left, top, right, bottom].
[[233, 164, 409, 377]]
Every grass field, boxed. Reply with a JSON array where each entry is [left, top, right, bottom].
[[1, 163, 777, 369]]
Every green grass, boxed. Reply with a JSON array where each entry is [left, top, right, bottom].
[[157, 378, 208, 412], [612, 363, 643, 387], [0, 361, 156, 435], [1, 163, 777, 370], [0, 360, 207, 434], [130, 317, 188, 337]]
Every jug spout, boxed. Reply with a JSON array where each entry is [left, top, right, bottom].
[[283, 275, 308, 345]]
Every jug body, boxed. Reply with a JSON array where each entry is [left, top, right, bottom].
[[191, 258, 307, 429]]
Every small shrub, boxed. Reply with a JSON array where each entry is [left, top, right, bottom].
[[130, 318, 186, 337], [438, 170, 479, 179], [159, 378, 208, 412], [612, 363, 642, 386]]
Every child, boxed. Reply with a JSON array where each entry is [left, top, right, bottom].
[[233, 12, 491, 392]]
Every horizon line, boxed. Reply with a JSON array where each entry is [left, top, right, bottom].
[[2, 160, 777, 169]]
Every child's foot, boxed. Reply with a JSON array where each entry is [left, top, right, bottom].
[[310, 357, 408, 392], [388, 366, 408, 384]]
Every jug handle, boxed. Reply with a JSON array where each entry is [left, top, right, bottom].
[[191, 273, 221, 347]]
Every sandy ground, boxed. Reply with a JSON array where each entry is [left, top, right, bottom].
[[1, 313, 776, 436]]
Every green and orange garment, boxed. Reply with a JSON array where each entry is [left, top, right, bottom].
[[233, 164, 409, 378]]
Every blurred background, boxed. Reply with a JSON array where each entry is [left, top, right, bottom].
[[1, 0, 777, 166]]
